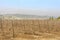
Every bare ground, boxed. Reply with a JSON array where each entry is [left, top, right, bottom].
[[13, 33, 60, 40]]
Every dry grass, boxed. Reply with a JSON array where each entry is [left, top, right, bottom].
[[0, 19, 60, 40]]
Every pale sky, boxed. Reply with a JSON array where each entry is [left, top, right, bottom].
[[0, 0, 60, 17]]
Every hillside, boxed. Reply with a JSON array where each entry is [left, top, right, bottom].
[[0, 14, 49, 19]]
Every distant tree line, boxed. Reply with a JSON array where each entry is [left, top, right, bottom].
[[57, 16, 60, 19], [49, 16, 60, 20]]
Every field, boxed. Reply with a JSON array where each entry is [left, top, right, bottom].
[[0, 19, 60, 40]]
